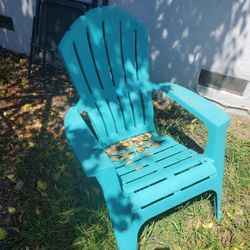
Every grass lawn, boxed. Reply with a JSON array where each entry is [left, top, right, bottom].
[[0, 48, 249, 250]]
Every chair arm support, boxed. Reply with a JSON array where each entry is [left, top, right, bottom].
[[64, 105, 116, 177], [153, 82, 231, 128], [152, 82, 230, 166]]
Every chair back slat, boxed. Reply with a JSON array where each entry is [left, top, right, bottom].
[[71, 16, 103, 93]]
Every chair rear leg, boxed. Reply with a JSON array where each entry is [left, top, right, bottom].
[[114, 225, 139, 250], [213, 188, 223, 221]]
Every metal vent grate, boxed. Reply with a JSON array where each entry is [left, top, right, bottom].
[[198, 69, 248, 96], [0, 15, 14, 31]]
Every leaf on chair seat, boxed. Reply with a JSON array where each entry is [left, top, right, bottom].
[[135, 166, 143, 170], [106, 145, 119, 156], [120, 153, 133, 161], [136, 147, 145, 153], [111, 157, 119, 162], [142, 133, 153, 141], [80, 111, 88, 117], [120, 141, 130, 147], [135, 141, 144, 146], [125, 160, 133, 165], [150, 141, 161, 147], [126, 141, 133, 150]]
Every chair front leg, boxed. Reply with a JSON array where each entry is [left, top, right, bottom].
[[205, 124, 228, 221], [96, 168, 140, 250]]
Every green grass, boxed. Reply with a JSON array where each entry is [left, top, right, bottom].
[[1, 48, 250, 249]]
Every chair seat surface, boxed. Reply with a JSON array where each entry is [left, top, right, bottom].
[[108, 134, 216, 210]]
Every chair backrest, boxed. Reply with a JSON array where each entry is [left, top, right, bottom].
[[59, 7, 155, 146]]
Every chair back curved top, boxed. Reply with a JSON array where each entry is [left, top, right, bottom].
[[59, 7, 155, 146]]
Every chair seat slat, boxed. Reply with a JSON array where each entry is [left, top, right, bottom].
[[128, 161, 216, 210]]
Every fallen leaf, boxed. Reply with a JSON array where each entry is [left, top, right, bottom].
[[226, 211, 233, 219], [111, 157, 119, 162], [235, 209, 244, 216], [147, 153, 153, 157], [135, 166, 143, 170], [28, 141, 35, 148], [21, 78, 29, 85], [35, 208, 42, 215], [7, 207, 16, 214], [136, 147, 145, 153], [202, 222, 213, 229], [125, 161, 133, 165], [120, 141, 130, 147], [186, 124, 195, 135], [120, 153, 133, 161], [0, 227, 7, 240], [150, 142, 161, 147], [142, 133, 153, 141], [106, 145, 118, 156], [239, 242, 246, 248], [136, 141, 144, 146], [126, 141, 133, 150], [23, 103, 31, 110], [36, 180, 48, 192], [6, 174, 15, 181], [194, 220, 201, 229]]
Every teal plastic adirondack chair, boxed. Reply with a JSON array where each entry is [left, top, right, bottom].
[[59, 7, 230, 250]]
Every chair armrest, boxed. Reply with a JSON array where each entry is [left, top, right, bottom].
[[64, 105, 114, 177], [152, 82, 230, 175], [153, 82, 231, 129]]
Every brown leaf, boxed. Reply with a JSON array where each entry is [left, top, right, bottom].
[[126, 141, 133, 150], [106, 147, 118, 156], [136, 141, 144, 146], [125, 161, 133, 165], [135, 166, 143, 170], [142, 133, 153, 141], [111, 157, 119, 162], [150, 142, 161, 147], [120, 153, 133, 161], [136, 147, 145, 153], [120, 141, 130, 147]]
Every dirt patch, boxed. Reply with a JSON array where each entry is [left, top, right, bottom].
[[229, 115, 250, 140]]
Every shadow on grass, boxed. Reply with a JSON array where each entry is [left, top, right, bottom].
[[8, 133, 115, 249], [0, 49, 116, 249], [153, 94, 207, 154], [1, 108, 116, 249]]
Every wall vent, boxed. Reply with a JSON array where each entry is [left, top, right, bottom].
[[198, 69, 248, 96], [0, 15, 14, 31]]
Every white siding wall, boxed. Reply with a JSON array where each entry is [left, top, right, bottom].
[[1, 0, 250, 89]]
